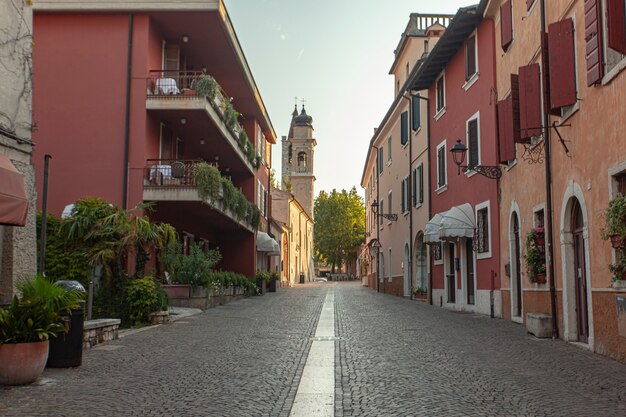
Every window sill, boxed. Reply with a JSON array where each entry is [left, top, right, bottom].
[[434, 107, 446, 121], [476, 251, 492, 260], [505, 159, 518, 171], [463, 73, 479, 91], [433, 259, 444, 266], [401, 142, 409, 149], [403, 211, 409, 217], [414, 202, 423, 210], [558, 101, 579, 124], [464, 168, 478, 179], [413, 126, 422, 135], [602, 57, 626, 86], [387, 160, 392, 167], [435, 184, 448, 194]]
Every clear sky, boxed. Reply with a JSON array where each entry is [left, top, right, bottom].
[[225, 0, 472, 196]]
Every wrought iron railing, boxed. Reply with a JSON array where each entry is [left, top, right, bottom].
[[143, 159, 218, 189]]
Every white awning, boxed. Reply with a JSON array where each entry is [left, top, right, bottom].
[[257, 231, 280, 254], [439, 203, 476, 241], [424, 212, 446, 244]]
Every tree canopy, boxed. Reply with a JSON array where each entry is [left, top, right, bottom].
[[314, 187, 365, 270]]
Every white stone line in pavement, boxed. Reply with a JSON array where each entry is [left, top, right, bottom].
[[290, 292, 335, 417]]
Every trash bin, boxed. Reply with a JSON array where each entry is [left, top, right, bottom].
[[47, 280, 86, 368], [299, 273, 305, 284]]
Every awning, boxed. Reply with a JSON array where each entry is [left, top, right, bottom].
[[0, 154, 28, 226], [257, 231, 280, 255], [424, 212, 445, 244], [439, 203, 476, 241]]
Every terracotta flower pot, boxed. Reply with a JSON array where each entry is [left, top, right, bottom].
[[534, 273, 547, 284], [609, 234, 624, 249], [0, 340, 49, 385]]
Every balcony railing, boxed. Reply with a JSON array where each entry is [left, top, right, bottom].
[[146, 70, 207, 98], [144, 159, 220, 188]]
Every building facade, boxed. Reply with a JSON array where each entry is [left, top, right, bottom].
[[0, 1, 37, 303], [271, 188, 314, 286], [361, 14, 451, 297], [485, 0, 626, 361], [32, 0, 276, 278]]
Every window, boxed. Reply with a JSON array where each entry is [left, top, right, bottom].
[[411, 96, 421, 131], [387, 191, 393, 222], [400, 111, 409, 145], [476, 205, 490, 255], [406, 62, 409, 78], [433, 242, 443, 263], [378, 147, 384, 174], [387, 136, 392, 163], [424, 40, 430, 54], [412, 163, 424, 206], [396, 80, 400, 95], [401, 176, 410, 213], [547, 18, 577, 114], [379, 253, 385, 282], [380, 200, 384, 225], [436, 141, 447, 190], [467, 115, 480, 169], [298, 152, 307, 168], [500, 0, 513, 52], [436, 74, 445, 112], [465, 34, 477, 81]]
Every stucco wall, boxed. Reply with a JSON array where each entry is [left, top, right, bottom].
[[0, 2, 36, 303]]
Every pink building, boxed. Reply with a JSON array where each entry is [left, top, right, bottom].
[[32, 0, 276, 278], [411, 2, 502, 315]]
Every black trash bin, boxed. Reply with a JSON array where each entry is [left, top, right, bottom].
[[47, 280, 86, 368], [299, 273, 305, 284]]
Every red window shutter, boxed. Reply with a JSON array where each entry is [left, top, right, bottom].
[[607, 0, 626, 54], [501, 0, 513, 51], [497, 98, 515, 164], [518, 64, 542, 139], [510, 74, 523, 143], [540, 33, 561, 116], [548, 18, 577, 110], [585, 0, 604, 85]]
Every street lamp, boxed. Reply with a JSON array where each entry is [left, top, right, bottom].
[[371, 199, 398, 221], [368, 239, 381, 257], [449, 139, 502, 180]]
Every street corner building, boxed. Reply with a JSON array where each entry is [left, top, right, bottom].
[[31, 0, 277, 279]]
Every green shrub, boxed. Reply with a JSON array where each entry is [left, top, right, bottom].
[[194, 162, 222, 201], [125, 276, 158, 325], [160, 242, 221, 288], [195, 75, 219, 99]]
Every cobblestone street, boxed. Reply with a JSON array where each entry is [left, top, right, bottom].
[[2, 282, 626, 416]]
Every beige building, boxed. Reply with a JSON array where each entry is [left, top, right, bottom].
[[271, 188, 314, 286], [361, 14, 451, 297], [0, 1, 37, 303]]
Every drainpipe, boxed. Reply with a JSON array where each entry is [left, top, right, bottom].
[[38, 154, 52, 275], [122, 14, 134, 210], [375, 145, 380, 292], [540, 0, 558, 339]]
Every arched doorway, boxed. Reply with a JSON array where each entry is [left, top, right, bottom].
[[403, 243, 410, 297], [511, 212, 523, 319], [571, 199, 589, 342], [415, 234, 427, 294]]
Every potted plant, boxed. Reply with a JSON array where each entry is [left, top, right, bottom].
[[413, 287, 427, 300], [194, 74, 219, 101], [0, 276, 84, 385], [268, 271, 279, 293], [525, 230, 546, 284], [602, 195, 626, 248], [255, 270, 270, 295]]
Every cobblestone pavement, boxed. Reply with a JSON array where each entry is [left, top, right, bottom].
[[1, 285, 326, 417], [335, 282, 626, 417], [3, 282, 626, 416]]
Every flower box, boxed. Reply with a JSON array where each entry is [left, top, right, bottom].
[[162, 284, 190, 299]]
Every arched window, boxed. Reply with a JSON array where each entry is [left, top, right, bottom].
[[298, 152, 307, 168]]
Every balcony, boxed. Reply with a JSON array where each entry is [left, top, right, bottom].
[[146, 71, 258, 174], [142, 159, 259, 232]]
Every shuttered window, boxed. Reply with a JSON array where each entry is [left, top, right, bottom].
[[548, 18, 577, 110], [608, 0, 626, 54], [510, 74, 522, 143], [437, 144, 446, 189], [585, 0, 604, 85], [436, 75, 445, 112], [411, 96, 421, 130], [401, 111, 409, 145], [465, 35, 477, 80], [501, 0, 513, 51], [467, 119, 479, 168], [518, 63, 542, 138], [418, 164, 424, 204], [379, 148, 384, 174], [497, 97, 516, 164], [401, 177, 407, 213], [477, 207, 490, 254]]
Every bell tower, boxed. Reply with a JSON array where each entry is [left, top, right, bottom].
[[282, 105, 316, 218]]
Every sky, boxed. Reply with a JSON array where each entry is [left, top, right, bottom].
[[225, 0, 473, 197]]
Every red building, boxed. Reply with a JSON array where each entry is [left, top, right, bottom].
[[32, 1, 276, 277], [411, 1, 501, 315]]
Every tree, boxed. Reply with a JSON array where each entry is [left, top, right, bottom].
[[314, 187, 365, 272]]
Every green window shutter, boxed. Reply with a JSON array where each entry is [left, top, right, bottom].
[[419, 164, 424, 204], [401, 112, 409, 145], [411, 96, 421, 130]]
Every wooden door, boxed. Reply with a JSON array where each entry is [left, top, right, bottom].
[[513, 214, 522, 317], [447, 242, 455, 303], [466, 238, 475, 305], [572, 200, 589, 342]]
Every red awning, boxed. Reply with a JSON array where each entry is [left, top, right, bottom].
[[0, 154, 28, 226]]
